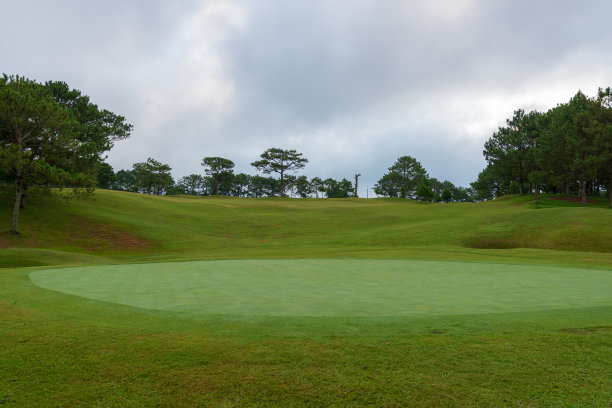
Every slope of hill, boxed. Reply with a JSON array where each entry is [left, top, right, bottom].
[[2, 189, 612, 268]]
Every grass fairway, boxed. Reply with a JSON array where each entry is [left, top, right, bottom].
[[1, 190, 612, 406], [30, 259, 612, 316]]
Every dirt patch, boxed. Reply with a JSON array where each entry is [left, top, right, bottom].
[[465, 238, 518, 249], [68, 218, 150, 251], [0, 235, 9, 248], [90, 226, 149, 248], [546, 196, 598, 204]]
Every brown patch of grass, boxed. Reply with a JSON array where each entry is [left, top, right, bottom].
[[0, 301, 31, 320], [0, 234, 10, 248], [547, 196, 598, 204], [465, 238, 518, 249], [559, 326, 611, 335], [68, 217, 150, 251]]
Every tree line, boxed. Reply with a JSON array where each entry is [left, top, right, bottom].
[[99, 153, 361, 199], [471, 88, 612, 206], [99, 152, 471, 202]]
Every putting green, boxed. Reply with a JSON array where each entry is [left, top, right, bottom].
[[29, 259, 612, 317]]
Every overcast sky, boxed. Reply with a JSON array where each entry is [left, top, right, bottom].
[[2, 0, 611, 195]]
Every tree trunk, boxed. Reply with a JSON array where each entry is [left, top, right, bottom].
[[610, 154, 612, 208], [280, 170, 285, 197], [20, 184, 28, 209], [519, 177, 524, 195], [11, 181, 23, 234], [579, 178, 586, 206]]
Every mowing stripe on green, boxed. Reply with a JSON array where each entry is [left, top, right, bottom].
[[29, 259, 612, 317]]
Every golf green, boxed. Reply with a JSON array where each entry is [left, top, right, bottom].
[[29, 259, 612, 317]]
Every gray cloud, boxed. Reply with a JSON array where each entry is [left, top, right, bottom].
[[1, 0, 611, 194]]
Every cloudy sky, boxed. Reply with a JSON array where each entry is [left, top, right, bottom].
[[2, 0, 611, 195]]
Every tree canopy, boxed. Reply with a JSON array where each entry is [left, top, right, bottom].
[[322, 178, 353, 198], [132, 158, 174, 195], [0, 75, 132, 233], [480, 88, 612, 206], [201, 157, 235, 196], [44, 80, 132, 160], [251, 148, 308, 197], [375, 156, 428, 198]]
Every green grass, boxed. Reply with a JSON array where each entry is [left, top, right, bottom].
[[30, 259, 612, 316], [1, 190, 611, 406]]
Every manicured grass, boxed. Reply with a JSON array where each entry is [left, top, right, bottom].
[[30, 259, 612, 316], [1, 190, 611, 406]]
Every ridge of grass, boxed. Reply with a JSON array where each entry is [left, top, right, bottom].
[[2, 190, 612, 264]]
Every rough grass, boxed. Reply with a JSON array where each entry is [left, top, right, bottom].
[[1, 190, 611, 407], [3, 191, 612, 263]]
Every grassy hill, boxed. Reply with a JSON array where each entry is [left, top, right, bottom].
[[1, 190, 611, 406], [3, 189, 612, 266]]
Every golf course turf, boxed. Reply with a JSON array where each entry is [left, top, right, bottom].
[[1, 190, 611, 406], [30, 259, 612, 316]]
